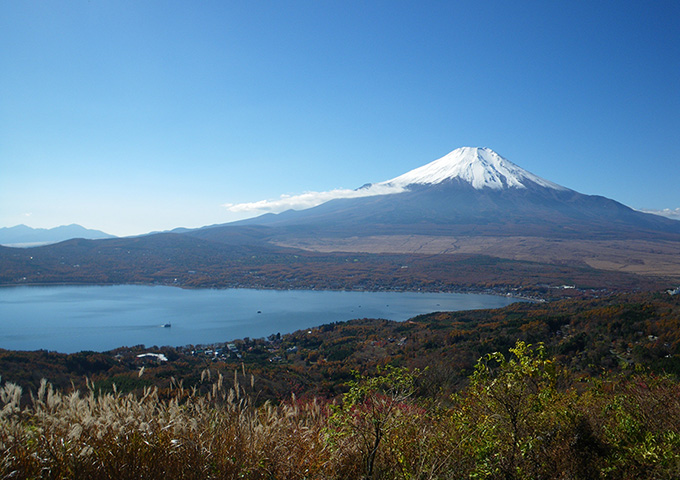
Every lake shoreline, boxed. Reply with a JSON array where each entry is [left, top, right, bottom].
[[0, 285, 524, 353], [0, 280, 544, 302]]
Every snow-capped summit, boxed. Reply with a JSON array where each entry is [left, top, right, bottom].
[[382, 147, 567, 191]]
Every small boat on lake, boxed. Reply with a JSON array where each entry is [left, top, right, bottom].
[[161, 323, 171, 328]]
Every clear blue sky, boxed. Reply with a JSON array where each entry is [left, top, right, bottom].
[[1, 1, 678, 236]]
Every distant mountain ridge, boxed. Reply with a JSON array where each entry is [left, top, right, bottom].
[[0, 224, 115, 247]]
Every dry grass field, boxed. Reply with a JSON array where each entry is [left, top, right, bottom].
[[274, 235, 680, 279]]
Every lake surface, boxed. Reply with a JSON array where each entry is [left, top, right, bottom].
[[0, 285, 522, 353]]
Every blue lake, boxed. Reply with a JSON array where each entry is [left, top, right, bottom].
[[0, 285, 522, 353]]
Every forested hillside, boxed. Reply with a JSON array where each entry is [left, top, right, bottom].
[[0, 235, 669, 296]]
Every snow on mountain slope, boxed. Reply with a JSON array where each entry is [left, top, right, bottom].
[[225, 147, 569, 215], [382, 147, 568, 191]]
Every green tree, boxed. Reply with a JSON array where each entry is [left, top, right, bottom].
[[457, 341, 602, 479], [328, 365, 418, 479]]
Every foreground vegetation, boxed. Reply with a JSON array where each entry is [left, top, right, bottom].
[[1, 342, 679, 479]]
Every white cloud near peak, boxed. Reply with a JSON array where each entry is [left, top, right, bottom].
[[223, 183, 405, 214], [637, 207, 680, 220]]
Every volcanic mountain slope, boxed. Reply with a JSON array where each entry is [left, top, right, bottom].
[[202, 147, 679, 238], [189, 147, 680, 278]]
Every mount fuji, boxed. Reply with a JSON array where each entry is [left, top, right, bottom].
[[201, 147, 679, 241]]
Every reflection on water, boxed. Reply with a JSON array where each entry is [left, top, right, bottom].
[[0, 285, 522, 353]]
